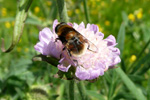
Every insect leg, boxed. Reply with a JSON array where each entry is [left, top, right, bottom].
[[73, 59, 79, 66], [87, 42, 93, 52], [55, 38, 60, 42], [59, 46, 66, 59]]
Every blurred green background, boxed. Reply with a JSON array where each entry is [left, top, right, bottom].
[[0, 0, 150, 100]]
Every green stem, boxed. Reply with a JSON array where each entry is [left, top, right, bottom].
[[56, 1, 75, 100], [56, 0, 69, 22], [147, 77, 150, 100], [68, 80, 74, 100], [83, 0, 90, 23], [77, 81, 87, 100]]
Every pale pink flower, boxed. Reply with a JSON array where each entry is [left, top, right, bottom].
[[34, 19, 121, 80]]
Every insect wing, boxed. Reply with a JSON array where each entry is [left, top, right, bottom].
[[76, 31, 98, 53]]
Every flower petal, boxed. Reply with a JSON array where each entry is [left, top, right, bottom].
[[104, 35, 117, 47], [75, 66, 90, 80], [39, 28, 54, 44], [34, 42, 44, 54], [53, 19, 59, 33]]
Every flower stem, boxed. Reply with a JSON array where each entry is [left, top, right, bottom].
[[68, 80, 74, 100], [56, 0, 69, 22], [56, 1, 75, 100], [83, 0, 90, 23], [77, 81, 88, 100], [1, 0, 33, 53]]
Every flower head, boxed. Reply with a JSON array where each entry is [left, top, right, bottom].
[[34, 20, 121, 81], [128, 13, 135, 22]]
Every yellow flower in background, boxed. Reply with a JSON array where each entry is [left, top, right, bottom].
[[12, 21, 15, 26], [34, 6, 40, 13], [128, 13, 135, 22], [125, 0, 129, 2], [19, 39, 22, 43], [39, 17, 45, 21], [67, 10, 73, 16], [148, 9, 150, 14], [17, 47, 21, 52], [1, 8, 7, 17], [5, 22, 11, 28], [97, 24, 103, 32], [91, 10, 98, 15], [111, 0, 116, 2], [101, 1, 106, 7], [136, 8, 143, 19], [24, 48, 29, 52], [92, 1, 96, 8], [137, 12, 143, 19], [75, 9, 80, 14], [105, 20, 110, 26], [130, 55, 136, 62], [96, 0, 100, 2], [47, 1, 52, 6]]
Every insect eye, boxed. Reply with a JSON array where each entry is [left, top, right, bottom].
[[55, 22, 67, 33]]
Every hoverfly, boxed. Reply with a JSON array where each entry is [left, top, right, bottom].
[[55, 22, 98, 62]]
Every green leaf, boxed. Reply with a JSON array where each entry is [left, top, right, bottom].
[[116, 23, 125, 58], [147, 78, 150, 100], [128, 75, 145, 81], [56, 83, 65, 100], [115, 67, 146, 100], [0, 17, 15, 22], [1, 0, 33, 53], [25, 17, 42, 26], [56, 0, 69, 22], [68, 80, 74, 100], [116, 23, 146, 100], [122, 11, 128, 27], [83, 0, 90, 23], [86, 90, 105, 100], [77, 82, 88, 100]]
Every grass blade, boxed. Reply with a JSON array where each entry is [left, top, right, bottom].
[[115, 67, 146, 100], [129, 38, 150, 73], [86, 90, 105, 100], [147, 78, 150, 100], [116, 23, 146, 100], [116, 23, 125, 58]]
